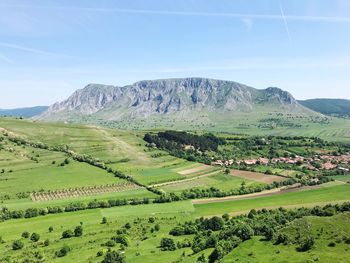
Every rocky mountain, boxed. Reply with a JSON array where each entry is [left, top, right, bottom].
[[36, 77, 314, 129]]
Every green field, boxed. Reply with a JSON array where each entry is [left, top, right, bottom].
[[1, 117, 350, 262], [193, 183, 350, 216]]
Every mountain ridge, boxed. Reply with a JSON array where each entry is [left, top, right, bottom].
[[36, 77, 316, 129]]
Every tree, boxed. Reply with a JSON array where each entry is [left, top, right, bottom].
[[154, 224, 160, 231], [297, 235, 315, 252], [101, 250, 126, 263], [56, 245, 71, 257], [101, 217, 107, 224], [30, 232, 40, 242], [197, 254, 206, 263], [48, 226, 54, 232], [74, 225, 83, 237], [44, 239, 50, 246], [222, 213, 229, 221], [21, 231, 30, 238], [12, 240, 24, 250], [62, 229, 74, 239], [160, 237, 176, 251]]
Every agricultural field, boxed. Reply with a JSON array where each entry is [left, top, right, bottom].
[[1, 118, 350, 262]]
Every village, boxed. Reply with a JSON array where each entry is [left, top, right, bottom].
[[213, 153, 350, 172]]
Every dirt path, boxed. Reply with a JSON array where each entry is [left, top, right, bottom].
[[192, 184, 325, 204], [230, 169, 286, 183], [93, 126, 150, 165], [178, 164, 212, 175], [150, 170, 221, 188]]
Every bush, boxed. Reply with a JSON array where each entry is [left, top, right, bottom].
[[328, 241, 336, 247], [49, 226, 54, 232], [104, 240, 116, 247], [12, 240, 24, 250], [44, 239, 50, 246], [56, 245, 71, 257], [74, 225, 83, 237], [62, 230, 74, 239], [101, 250, 126, 263], [30, 232, 40, 242], [97, 250, 104, 257], [155, 224, 160, 231], [160, 237, 176, 251], [101, 217, 107, 224], [297, 236, 315, 252], [21, 231, 30, 238], [112, 235, 130, 247]]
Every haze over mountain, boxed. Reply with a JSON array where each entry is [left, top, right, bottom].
[[299, 99, 350, 117], [37, 77, 318, 130], [0, 106, 48, 118]]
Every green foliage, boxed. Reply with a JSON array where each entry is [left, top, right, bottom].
[[74, 225, 83, 237], [160, 237, 176, 251], [12, 240, 24, 250], [61, 229, 74, 239], [21, 231, 29, 239], [101, 250, 126, 263], [56, 245, 71, 257], [30, 232, 40, 242]]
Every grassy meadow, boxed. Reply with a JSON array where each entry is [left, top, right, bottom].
[[1, 117, 350, 262]]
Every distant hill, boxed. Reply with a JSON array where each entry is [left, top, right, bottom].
[[0, 106, 48, 118], [36, 77, 320, 130], [299, 99, 350, 116]]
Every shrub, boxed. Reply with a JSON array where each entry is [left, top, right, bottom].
[[30, 232, 40, 242], [21, 231, 30, 238], [48, 226, 54, 232], [155, 224, 160, 231], [297, 236, 315, 252], [97, 250, 103, 257], [62, 230, 74, 239], [148, 217, 155, 223], [105, 240, 116, 247], [74, 225, 83, 237], [328, 242, 336, 247], [56, 245, 71, 257], [101, 250, 126, 263], [12, 240, 24, 250], [112, 235, 130, 247], [101, 217, 107, 224], [44, 239, 50, 246], [160, 237, 176, 251]]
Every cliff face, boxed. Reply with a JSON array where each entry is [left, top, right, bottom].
[[37, 77, 299, 122]]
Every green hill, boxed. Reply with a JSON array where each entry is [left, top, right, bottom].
[[299, 99, 350, 116]]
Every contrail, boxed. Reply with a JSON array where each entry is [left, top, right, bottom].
[[0, 53, 14, 64], [1, 4, 350, 23], [280, 3, 291, 41], [0, 42, 70, 58]]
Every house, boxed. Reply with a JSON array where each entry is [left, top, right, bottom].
[[321, 162, 337, 170], [258, 158, 269, 165], [244, 159, 257, 165]]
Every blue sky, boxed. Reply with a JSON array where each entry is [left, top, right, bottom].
[[1, 0, 350, 108]]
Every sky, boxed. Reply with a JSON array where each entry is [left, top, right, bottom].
[[0, 0, 350, 108]]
